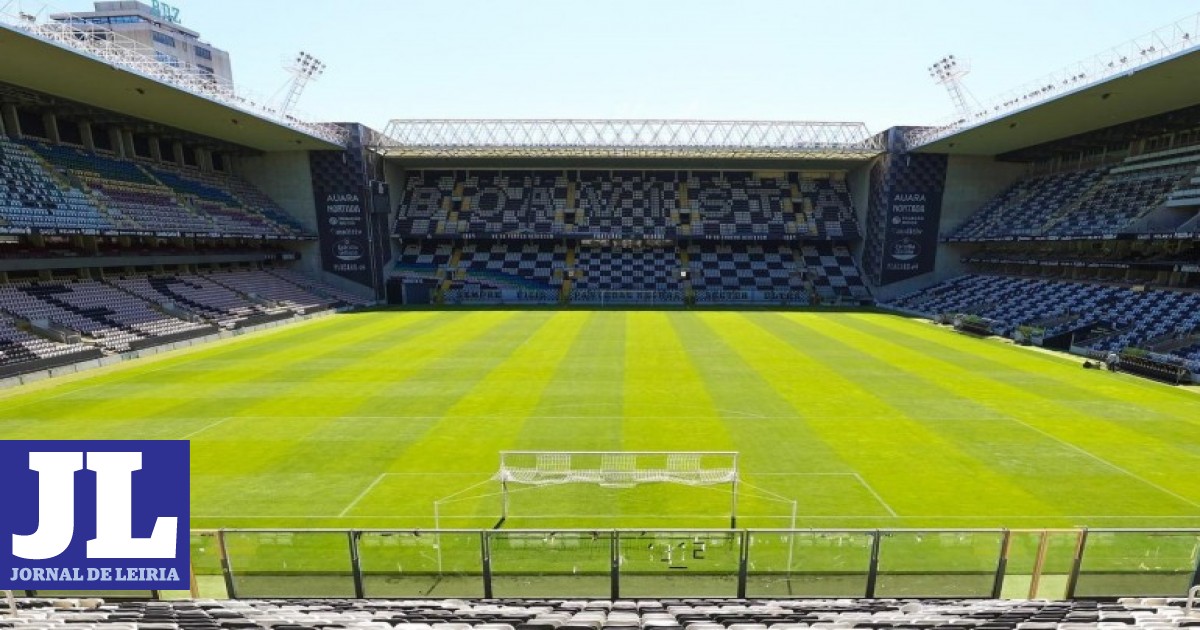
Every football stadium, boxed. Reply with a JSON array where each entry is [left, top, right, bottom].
[[2, 0, 1200, 621]]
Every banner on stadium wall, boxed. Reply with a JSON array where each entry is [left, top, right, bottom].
[[313, 185, 374, 287], [880, 188, 943, 284]]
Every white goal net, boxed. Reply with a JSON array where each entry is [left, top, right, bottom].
[[497, 451, 739, 488], [433, 450, 797, 531]]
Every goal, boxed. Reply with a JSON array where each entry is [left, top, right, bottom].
[[433, 451, 748, 529]]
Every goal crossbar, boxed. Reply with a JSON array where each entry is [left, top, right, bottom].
[[491, 451, 742, 528], [497, 450, 739, 487]]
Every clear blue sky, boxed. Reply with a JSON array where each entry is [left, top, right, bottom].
[[134, 0, 1200, 133]]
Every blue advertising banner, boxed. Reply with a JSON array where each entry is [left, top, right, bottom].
[[863, 129, 948, 286], [0, 441, 190, 590], [881, 188, 943, 283]]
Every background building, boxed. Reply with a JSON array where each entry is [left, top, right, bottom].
[[50, 1, 233, 85]]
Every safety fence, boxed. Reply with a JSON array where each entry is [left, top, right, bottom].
[[19, 527, 1198, 600]]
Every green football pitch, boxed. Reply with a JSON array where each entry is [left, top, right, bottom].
[[2, 309, 1200, 532]]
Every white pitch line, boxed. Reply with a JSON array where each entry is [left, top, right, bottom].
[[1005, 416, 1200, 510], [853, 473, 899, 517], [338, 473, 388, 517], [182, 416, 234, 440], [752, 472, 860, 476]]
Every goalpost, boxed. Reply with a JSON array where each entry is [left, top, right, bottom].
[[430, 450, 799, 574], [433, 451, 797, 530], [499, 450, 743, 528]]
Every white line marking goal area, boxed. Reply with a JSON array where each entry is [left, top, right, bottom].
[[329, 470, 901, 521]]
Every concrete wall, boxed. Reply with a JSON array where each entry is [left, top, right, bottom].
[[234, 152, 318, 229], [846, 159, 875, 260], [381, 161, 407, 263], [233, 151, 319, 274], [872, 155, 1027, 301], [939, 155, 1027, 239]]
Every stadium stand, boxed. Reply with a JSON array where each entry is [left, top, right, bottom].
[[111, 273, 288, 328], [396, 170, 860, 240], [459, 242, 567, 292], [4, 597, 1200, 628], [950, 151, 1200, 241], [885, 274, 1200, 373], [686, 243, 802, 302], [0, 312, 98, 373], [801, 243, 871, 302], [949, 168, 1106, 241], [0, 138, 307, 238], [0, 137, 115, 233], [0, 270, 360, 365], [394, 170, 868, 305], [266, 268, 375, 308], [573, 245, 681, 292]]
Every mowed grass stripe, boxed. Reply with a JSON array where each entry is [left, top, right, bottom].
[[386, 311, 587, 472], [672, 312, 846, 472], [2, 310, 1198, 531], [514, 311, 625, 450], [616, 312, 738, 523], [839, 315, 1200, 504], [190, 311, 480, 474], [0, 313, 348, 409], [860, 314, 1200, 425], [623, 312, 733, 446], [706, 312, 1057, 518], [777, 313, 1200, 517], [673, 313, 895, 521], [346, 312, 591, 524], [0, 312, 438, 441], [191, 311, 523, 524]]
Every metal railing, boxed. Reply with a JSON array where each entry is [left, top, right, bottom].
[[377, 120, 884, 160], [153, 527, 1200, 600], [908, 10, 1200, 148]]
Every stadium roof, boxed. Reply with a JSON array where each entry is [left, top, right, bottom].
[[375, 119, 884, 161], [910, 11, 1200, 157], [0, 9, 345, 151]]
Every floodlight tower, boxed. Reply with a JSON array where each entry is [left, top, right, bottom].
[[928, 55, 974, 120], [280, 51, 326, 116]]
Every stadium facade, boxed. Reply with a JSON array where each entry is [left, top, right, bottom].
[[1, 3, 1200, 382]]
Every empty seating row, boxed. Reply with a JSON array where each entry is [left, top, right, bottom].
[[0, 312, 95, 368], [0, 270, 367, 372], [951, 159, 1196, 241], [0, 138, 305, 238], [393, 241, 867, 305], [3, 597, 1199, 630], [0, 137, 116, 232], [885, 274, 1200, 373]]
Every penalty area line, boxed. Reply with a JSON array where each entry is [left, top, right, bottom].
[[853, 473, 898, 517], [181, 417, 234, 440], [339, 473, 387, 517]]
